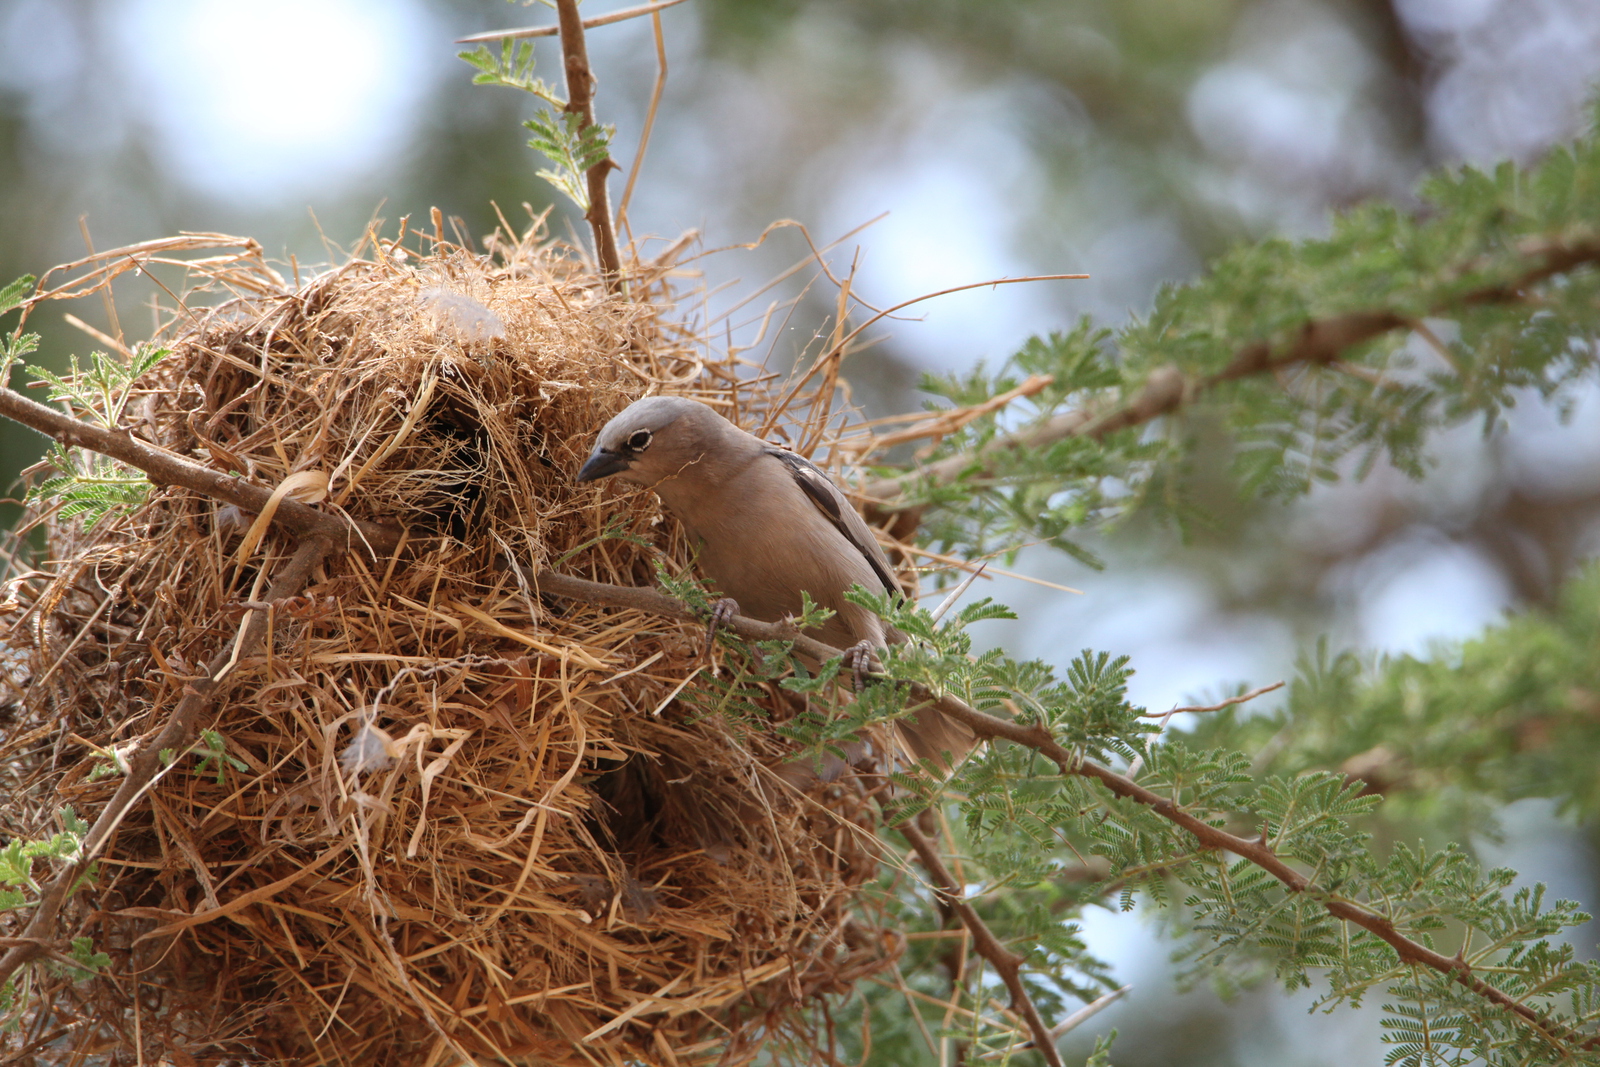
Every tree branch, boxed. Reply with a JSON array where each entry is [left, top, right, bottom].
[[555, 0, 623, 289], [0, 385, 401, 555], [898, 819, 1065, 1067], [0, 535, 333, 993], [863, 238, 1600, 505], [530, 569, 1595, 1052]]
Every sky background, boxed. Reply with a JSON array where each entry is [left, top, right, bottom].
[[2, 0, 1600, 1062]]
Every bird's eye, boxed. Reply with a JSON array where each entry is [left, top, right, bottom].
[[626, 429, 653, 451]]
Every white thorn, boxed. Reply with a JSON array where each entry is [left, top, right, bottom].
[[928, 563, 988, 624]]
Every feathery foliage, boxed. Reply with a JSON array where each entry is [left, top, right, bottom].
[[0, 808, 104, 1030], [458, 40, 616, 213], [742, 103, 1600, 1064], [899, 104, 1600, 566], [522, 108, 614, 212], [23, 346, 168, 529], [0, 275, 38, 382], [1193, 559, 1600, 830]]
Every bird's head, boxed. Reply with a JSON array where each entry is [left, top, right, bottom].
[[576, 396, 730, 487]]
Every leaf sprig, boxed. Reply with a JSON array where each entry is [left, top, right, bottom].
[[457, 40, 616, 213], [523, 108, 615, 211], [22, 345, 169, 529]]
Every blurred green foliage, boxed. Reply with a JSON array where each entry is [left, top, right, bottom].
[[724, 104, 1600, 1066], [903, 117, 1600, 568], [1196, 559, 1600, 831]]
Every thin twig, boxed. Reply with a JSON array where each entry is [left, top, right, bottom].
[[76, 216, 123, 349], [898, 820, 1065, 1067], [618, 9, 668, 226], [862, 365, 1183, 503], [22, 233, 281, 315], [832, 374, 1056, 457], [926, 564, 987, 624], [62, 313, 133, 359], [528, 568, 1597, 1053], [0, 535, 333, 994], [554, 0, 623, 289], [1407, 317, 1463, 375], [454, 0, 692, 43], [1041, 984, 1129, 1041], [761, 274, 1090, 436], [1140, 680, 1285, 717]]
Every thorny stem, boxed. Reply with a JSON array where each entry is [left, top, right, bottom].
[[528, 569, 1599, 1054], [862, 238, 1600, 506], [454, 0, 692, 44], [554, 0, 623, 290], [0, 535, 333, 994], [898, 819, 1065, 1067]]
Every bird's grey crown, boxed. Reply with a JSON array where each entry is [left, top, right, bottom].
[[595, 395, 712, 453]]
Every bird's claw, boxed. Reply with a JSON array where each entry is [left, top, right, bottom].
[[704, 597, 740, 657], [845, 640, 879, 693]]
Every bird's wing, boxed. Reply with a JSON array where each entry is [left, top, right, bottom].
[[763, 448, 901, 599]]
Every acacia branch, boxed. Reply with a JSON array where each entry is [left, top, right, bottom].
[[898, 820, 1065, 1067], [863, 238, 1600, 505], [0, 535, 333, 993], [554, 0, 623, 289], [0, 385, 401, 555], [530, 569, 1594, 1052]]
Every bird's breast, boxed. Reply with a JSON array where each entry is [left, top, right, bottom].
[[658, 469, 887, 649]]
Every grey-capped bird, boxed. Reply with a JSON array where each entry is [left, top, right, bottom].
[[575, 395, 974, 768]]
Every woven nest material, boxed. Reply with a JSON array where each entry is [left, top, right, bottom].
[[0, 225, 902, 1065]]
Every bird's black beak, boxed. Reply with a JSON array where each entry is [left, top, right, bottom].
[[576, 448, 630, 483]]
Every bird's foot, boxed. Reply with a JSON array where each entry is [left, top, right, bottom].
[[704, 597, 740, 657], [845, 640, 881, 693]]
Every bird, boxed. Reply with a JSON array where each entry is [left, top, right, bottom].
[[575, 395, 974, 768]]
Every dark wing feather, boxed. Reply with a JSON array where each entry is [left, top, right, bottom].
[[764, 448, 901, 599]]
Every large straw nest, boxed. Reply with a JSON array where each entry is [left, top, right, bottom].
[[0, 225, 901, 1065]]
